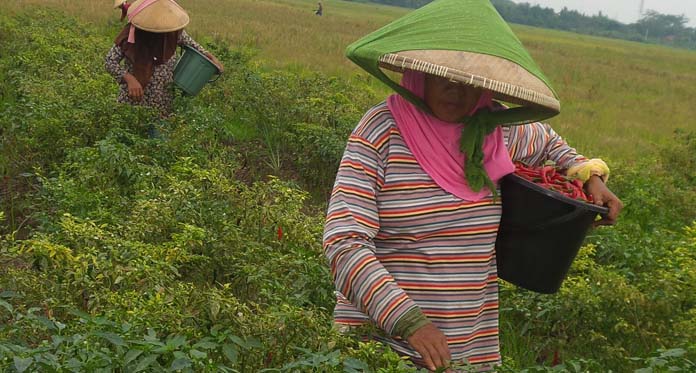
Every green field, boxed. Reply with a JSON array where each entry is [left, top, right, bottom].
[[5, 0, 696, 160], [1, 1, 695, 372]]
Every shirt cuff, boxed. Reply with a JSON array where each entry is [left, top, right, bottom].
[[116, 69, 128, 83], [567, 158, 610, 183], [392, 306, 430, 339]]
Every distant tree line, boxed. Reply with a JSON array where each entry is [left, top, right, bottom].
[[348, 0, 696, 50], [348, 0, 432, 8]]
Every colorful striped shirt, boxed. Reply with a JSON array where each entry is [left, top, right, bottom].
[[323, 102, 588, 370]]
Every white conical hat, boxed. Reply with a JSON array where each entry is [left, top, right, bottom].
[[127, 0, 189, 33]]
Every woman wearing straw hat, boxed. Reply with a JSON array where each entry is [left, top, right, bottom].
[[105, 0, 223, 116], [323, 0, 621, 371]]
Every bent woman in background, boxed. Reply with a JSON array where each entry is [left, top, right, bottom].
[[105, 0, 223, 117]]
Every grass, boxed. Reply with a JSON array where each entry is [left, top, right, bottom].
[[2, 0, 695, 161]]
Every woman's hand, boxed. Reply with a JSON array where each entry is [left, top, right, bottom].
[[407, 323, 452, 372], [124, 73, 143, 101], [206, 53, 224, 73], [584, 175, 623, 226]]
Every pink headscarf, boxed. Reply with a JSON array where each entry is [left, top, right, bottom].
[[127, 0, 159, 43], [386, 70, 515, 201]]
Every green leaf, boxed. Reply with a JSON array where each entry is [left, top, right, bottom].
[[0, 299, 13, 313], [245, 337, 262, 349], [193, 340, 218, 350], [68, 308, 91, 321], [222, 344, 238, 364], [153, 345, 170, 354], [92, 316, 115, 326], [121, 322, 132, 333], [169, 357, 192, 371], [210, 301, 220, 320], [30, 315, 57, 331], [0, 290, 18, 298], [210, 325, 224, 336], [14, 357, 33, 373], [144, 329, 159, 342], [124, 349, 144, 365], [660, 348, 686, 358], [67, 357, 82, 369], [94, 332, 126, 347], [228, 335, 245, 347], [133, 354, 159, 372], [35, 352, 61, 369], [189, 349, 207, 359], [343, 357, 368, 372], [51, 335, 66, 348], [166, 335, 187, 349]]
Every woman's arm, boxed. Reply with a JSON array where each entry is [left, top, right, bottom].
[[506, 122, 588, 169], [323, 119, 428, 340], [506, 122, 622, 224], [104, 44, 127, 82], [105, 44, 143, 101], [178, 30, 224, 72]]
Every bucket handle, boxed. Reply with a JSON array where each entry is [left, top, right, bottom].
[[208, 70, 221, 83], [502, 206, 595, 232]]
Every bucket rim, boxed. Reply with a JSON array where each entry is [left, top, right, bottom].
[[180, 44, 221, 73], [504, 173, 609, 214]]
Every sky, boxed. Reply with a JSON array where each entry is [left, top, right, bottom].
[[511, 0, 696, 27]]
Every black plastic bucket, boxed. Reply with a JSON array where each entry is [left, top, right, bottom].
[[495, 174, 608, 294]]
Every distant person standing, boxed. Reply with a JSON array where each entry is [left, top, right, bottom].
[[104, 0, 223, 117], [315, 1, 323, 16]]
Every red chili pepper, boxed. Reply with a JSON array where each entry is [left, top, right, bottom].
[[572, 179, 584, 189], [514, 162, 592, 202], [552, 350, 561, 366], [277, 226, 283, 241]]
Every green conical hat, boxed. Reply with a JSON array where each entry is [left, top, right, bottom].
[[346, 0, 561, 193], [347, 0, 560, 125]]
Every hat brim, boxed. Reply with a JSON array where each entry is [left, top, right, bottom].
[[128, 0, 190, 33], [379, 50, 560, 114]]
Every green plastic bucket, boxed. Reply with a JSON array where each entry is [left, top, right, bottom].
[[173, 45, 221, 96]]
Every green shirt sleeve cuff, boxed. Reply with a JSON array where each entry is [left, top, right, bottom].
[[392, 307, 430, 339]]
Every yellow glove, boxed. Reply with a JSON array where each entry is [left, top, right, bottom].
[[567, 158, 610, 183]]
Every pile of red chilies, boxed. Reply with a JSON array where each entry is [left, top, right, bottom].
[[513, 162, 592, 202]]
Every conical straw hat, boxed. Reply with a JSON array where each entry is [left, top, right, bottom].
[[127, 0, 189, 33], [114, 0, 127, 9], [379, 50, 559, 113], [347, 0, 560, 125]]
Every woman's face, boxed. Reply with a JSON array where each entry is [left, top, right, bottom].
[[424, 74, 482, 122]]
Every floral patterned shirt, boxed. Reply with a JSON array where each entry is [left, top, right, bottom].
[[104, 30, 208, 115]]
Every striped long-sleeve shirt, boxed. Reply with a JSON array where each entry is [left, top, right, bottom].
[[323, 102, 588, 370]]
